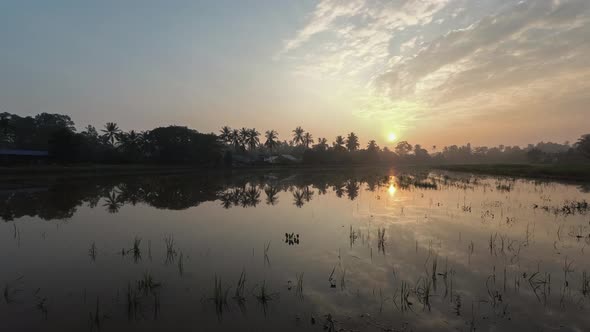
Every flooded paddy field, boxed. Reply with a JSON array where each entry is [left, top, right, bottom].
[[1, 169, 590, 331]]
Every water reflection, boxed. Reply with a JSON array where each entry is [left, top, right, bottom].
[[1, 170, 399, 221], [1, 169, 590, 331]]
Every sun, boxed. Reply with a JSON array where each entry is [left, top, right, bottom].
[[387, 132, 397, 142]]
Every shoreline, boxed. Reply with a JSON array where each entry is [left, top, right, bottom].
[[434, 164, 590, 182], [1, 163, 589, 182]]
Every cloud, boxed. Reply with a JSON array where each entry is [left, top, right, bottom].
[[377, 1, 590, 110], [278, 0, 451, 79], [280, 0, 590, 135]]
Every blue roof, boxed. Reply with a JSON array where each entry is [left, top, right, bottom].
[[0, 149, 49, 156]]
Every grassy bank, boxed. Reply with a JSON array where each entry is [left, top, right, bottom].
[[436, 164, 590, 181]]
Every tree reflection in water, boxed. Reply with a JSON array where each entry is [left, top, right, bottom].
[[0, 169, 442, 221]]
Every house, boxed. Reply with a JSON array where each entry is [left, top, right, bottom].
[[0, 149, 49, 165]]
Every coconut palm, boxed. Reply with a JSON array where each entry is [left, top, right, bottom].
[[264, 130, 279, 153], [264, 186, 280, 205], [314, 137, 328, 151], [293, 190, 305, 208], [346, 132, 359, 152], [245, 128, 260, 151], [292, 126, 305, 146], [101, 122, 121, 146], [230, 129, 241, 151], [119, 130, 143, 154], [239, 127, 249, 151], [219, 126, 232, 145], [333, 135, 345, 151], [303, 132, 314, 149]]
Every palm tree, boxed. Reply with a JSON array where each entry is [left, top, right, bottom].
[[103, 191, 122, 214], [333, 135, 345, 151], [264, 130, 279, 153], [246, 128, 260, 151], [119, 130, 143, 155], [293, 190, 305, 208], [102, 122, 121, 146], [239, 127, 249, 151], [292, 126, 305, 146], [314, 137, 328, 151], [219, 126, 232, 145], [303, 132, 314, 149], [230, 129, 241, 151], [346, 132, 359, 152], [264, 186, 279, 205]]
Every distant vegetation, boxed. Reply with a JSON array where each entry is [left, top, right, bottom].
[[438, 164, 590, 182], [1, 112, 589, 167]]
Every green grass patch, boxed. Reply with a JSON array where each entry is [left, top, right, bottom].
[[436, 164, 590, 181]]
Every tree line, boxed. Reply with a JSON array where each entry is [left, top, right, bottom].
[[0, 112, 220, 165], [1, 112, 589, 166]]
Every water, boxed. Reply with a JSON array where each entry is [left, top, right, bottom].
[[1, 169, 590, 331]]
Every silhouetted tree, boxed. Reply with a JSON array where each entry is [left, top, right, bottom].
[[576, 134, 590, 158], [245, 128, 260, 151], [230, 129, 241, 151], [264, 130, 279, 153], [239, 127, 249, 151], [264, 185, 279, 205], [303, 132, 314, 149], [219, 126, 232, 145], [119, 130, 144, 160], [333, 135, 346, 151], [292, 126, 305, 146], [346, 132, 359, 151], [314, 137, 328, 151], [367, 140, 379, 152], [49, 128, 82, 162], [102, 122, 121, 146], [395, 141, 412, 156], [527, 148, 545, 163]]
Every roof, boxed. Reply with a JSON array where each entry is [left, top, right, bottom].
[[0, 149, 49, 157]]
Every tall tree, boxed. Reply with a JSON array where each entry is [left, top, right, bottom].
[[0, 113, 14, 145], [346, 132, 359, 152], [395, 141, 412, 156], [292, 126, 305, 146], [219, 126, 232, 145], [119, 130, 143, 152], [264, 130, 279, 153], [314, 137, 328, 151], [576, 134, 590, 158], [102, 122, 121, 146], [239, 127, 249, 151], [246, 128, 260, 151], [230, 129, 241, 151], [303, 132, 314, 149], [367, 140, 379, 152], [333, 135, 345, 151]]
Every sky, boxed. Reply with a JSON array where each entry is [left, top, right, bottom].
[[1, 0, 589, 149]]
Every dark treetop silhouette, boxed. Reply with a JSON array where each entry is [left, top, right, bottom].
[[0, 112, 589, 167]]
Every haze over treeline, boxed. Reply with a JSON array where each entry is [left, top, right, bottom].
[[1, 112, 589, 166]]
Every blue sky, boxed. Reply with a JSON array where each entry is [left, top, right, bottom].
[[1, 1, 589, 147]]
